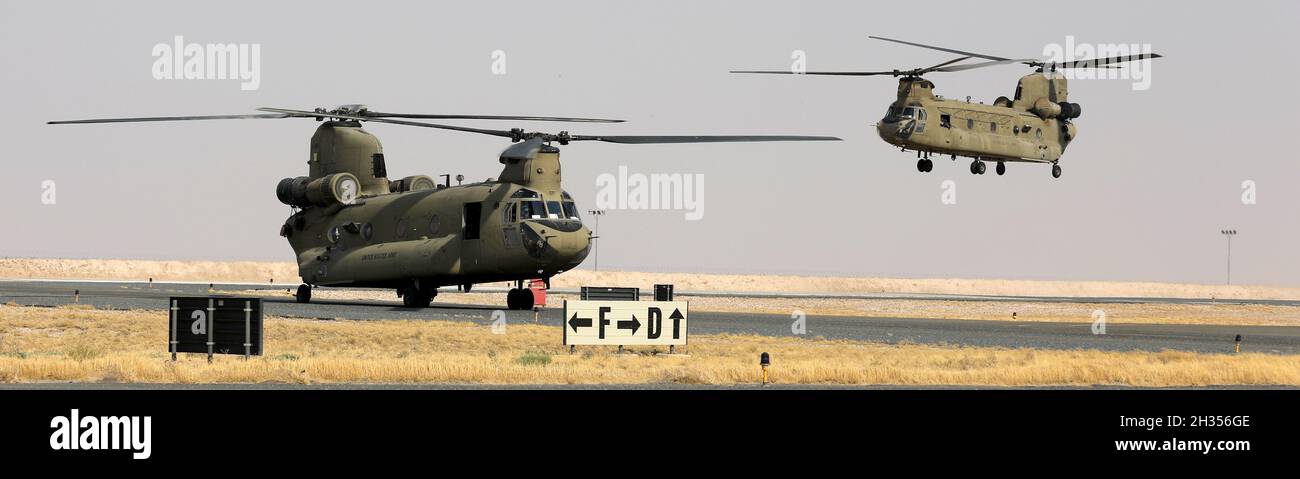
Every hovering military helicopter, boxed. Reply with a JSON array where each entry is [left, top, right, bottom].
[[733, 36, 1161, 178], [49, 105, 837, 309]]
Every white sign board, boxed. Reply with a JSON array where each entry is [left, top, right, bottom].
[[563, 300, 688, 346]]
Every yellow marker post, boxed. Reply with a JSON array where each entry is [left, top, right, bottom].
[[760, 352, 771, 386], [1235, 335, 1242, 353]]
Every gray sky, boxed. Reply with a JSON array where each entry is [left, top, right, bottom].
[[3, 0, 1297, 285]]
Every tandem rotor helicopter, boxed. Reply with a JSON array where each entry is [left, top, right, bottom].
[[733, 36, 1162, 178], [49, 106, 838, 309]]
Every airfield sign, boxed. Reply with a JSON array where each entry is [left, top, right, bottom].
[[563, 300, 688, 346], [168, 297, 264, 360]]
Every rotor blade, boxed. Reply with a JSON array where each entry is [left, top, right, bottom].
[[920, 56, 973, 72], [362, 112, 624, 123], [1052, 53, 1163, 69], [257, 108, 519, 139], [869, 36, 1012, 62], [929, 58, 1039, 73], [568, 135, 841, 144], [260, 108, 841, 145], [731, 70, 899, 76], [48, 113, 291, 125]]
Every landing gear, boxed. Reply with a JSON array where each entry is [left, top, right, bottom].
[[1051, 163, 1062, 179], [916, 158, 933, 173], [995, 161, 1006, 176], [506, 288, 535, 310], [400, 283, 435, 308], [969, 159, 986, 175], [295, 284, 312, 304]]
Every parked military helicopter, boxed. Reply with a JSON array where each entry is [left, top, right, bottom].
[[49, 105, 838, 309], [733, 36, 1161, 178]]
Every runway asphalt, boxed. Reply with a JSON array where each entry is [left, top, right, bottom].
[[2, 280, 1299, 354]]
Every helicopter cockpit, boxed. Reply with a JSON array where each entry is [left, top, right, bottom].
[[883, 106, 924, 122], [506, 188, 582, 224]]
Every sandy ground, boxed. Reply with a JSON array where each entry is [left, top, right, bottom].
[[3, 305, 1298, 386], [240, 288, 1300, 327], [3, 258, 1298, 300]]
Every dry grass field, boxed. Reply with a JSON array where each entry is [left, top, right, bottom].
[[3, 304, 1298, 387]]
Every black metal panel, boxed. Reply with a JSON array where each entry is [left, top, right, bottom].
[[168, 297, 263, 356], [654, 284, 674, 301], [580, 287, 639, 301]]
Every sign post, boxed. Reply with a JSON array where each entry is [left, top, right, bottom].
[[169, 300, 179, 361]]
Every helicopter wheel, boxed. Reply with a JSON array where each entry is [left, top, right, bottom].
[[506, 288, 535, 310], [295, 284, 311, 304], [916, 159, 933, 173], [1051, 163, 1062, 179], [971, 160, 986, 175], [996, 162, 1006, 176], [401, 285, 433, 308]]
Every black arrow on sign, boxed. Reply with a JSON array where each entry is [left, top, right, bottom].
[[568, 313, 592, 332], [618, 314, 641, 335], [670, 308, 684, 339]]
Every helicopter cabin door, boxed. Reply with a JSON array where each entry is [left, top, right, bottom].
[[461, 202, 483, 271], [501, 201, 521, 249]]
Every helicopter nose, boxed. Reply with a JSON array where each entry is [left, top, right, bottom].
[[554, 226, 591, 260], [519, 222, 591, 271], [876, 120, 894, 141]]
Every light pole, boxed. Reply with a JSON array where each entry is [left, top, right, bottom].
[[1220, 229, 1237, 285], [588, 210, 606, 271]]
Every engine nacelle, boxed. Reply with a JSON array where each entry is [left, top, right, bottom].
[[1031, 98, 1061, 119], [389, 175, 438, 193], [1031, 98, 1083, 120], [1059, 102, 1082, 120], [277, 172, 360, 207]]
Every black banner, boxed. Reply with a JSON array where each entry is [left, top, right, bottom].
[[0, 389, 1293, 468]]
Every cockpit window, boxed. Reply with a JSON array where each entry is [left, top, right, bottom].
[[520, 200, 546, 219], [511, 188, 541, 199], [546, 201, 563, 219], [562, 201, 580, 219]]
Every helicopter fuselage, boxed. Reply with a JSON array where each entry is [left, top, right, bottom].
[[277, 121, 590, 306], [282, 180, 590, 290], [875, 74, 1080, 171]]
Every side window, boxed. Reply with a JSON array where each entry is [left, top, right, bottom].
[[940, 114, 951, 128], [503, 203, 517, 223], [1035, 128, 1043, 140], [462, 202, 482, 240], [990, 122, 998, 133], [967, 119, 975, 129]]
